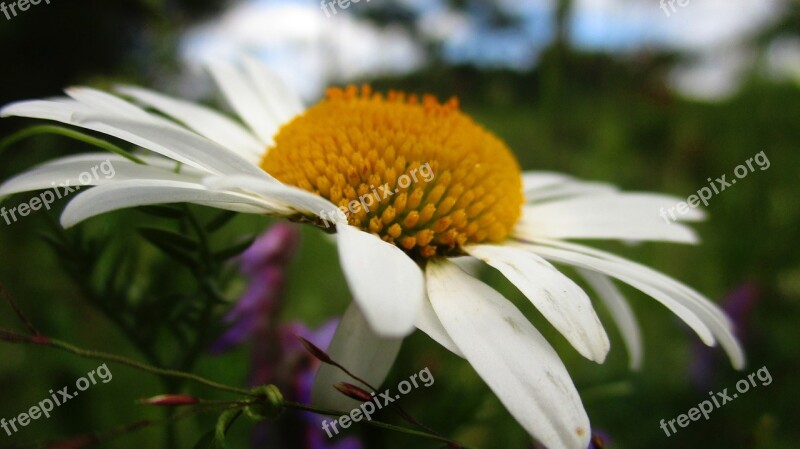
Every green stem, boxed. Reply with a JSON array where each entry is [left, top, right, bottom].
[[42, 337, 258, 397]]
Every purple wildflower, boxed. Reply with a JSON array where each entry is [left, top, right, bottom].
[[210, 223, 362, 449], [690, 282, 760, 389]]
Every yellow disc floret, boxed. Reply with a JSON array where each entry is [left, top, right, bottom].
[[261, 85, 523, 259]]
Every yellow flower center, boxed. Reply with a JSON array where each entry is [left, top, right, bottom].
[[261, 86, 523, 259]]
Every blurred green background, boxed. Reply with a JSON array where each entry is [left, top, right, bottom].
[[0, 0, 798, 448]]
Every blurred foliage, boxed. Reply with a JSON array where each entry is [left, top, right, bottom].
[[0, 1, 799, 448]]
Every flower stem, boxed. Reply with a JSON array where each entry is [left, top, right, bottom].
[[29, 335, 257, 397]]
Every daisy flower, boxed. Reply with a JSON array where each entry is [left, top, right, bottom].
[[0, 58, 743, 449]]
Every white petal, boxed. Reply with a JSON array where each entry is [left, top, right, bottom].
[[466, 244, 610, 363], [65, 87, 161, 122], [72, 114, 266, 177], [522, 171, 572, 192], [311, 303, 403, 410], [0, 154, 203, 199], [2, 98, 92, 122], [241, 56, 304, 124], [517, 193, 704, 244], [335, 223, 424, 338], [519, 239, 744, 369], [2, 98, 265, 177], [202, 175, 340, 218], [522, 171, 618, 203], [449, 255, 484, 277], [426, 260, 591, 449], [414, 294, 463, 357], [520, 242, 715, 345], [59, 179, 281, 228], [577, 269, 643, 370], [205, 60, 282, 145], [116, 85, 264, 162]]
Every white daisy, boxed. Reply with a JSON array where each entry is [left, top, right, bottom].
[[0, 57, 743, 449]]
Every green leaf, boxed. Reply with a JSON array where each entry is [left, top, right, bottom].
[[212, 237, 256, 262], [138, 227, 199, 267], [139, 227, 199, 252], [137, 205, 186, 220], [205, 210, 238, 233], [192, 431, 215, 449]]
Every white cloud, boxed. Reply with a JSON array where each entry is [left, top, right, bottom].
[[180, 1, 426, 101]]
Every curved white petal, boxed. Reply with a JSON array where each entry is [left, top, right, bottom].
[[518, 239, 744, 369], [312, 303, 403, 410], [2, 98, 92, 123], [241, 56, 304, 124], [59, 179, 282, 228], [517, 193, 704, 244], [335, 223, 424, 338], [466, 244, 610, 363], [2, 99, 265, 177], [0, 154, 203, 199], [202, 175, 340, 219], [537, 238, 732, 326], [414, 294, 463, 357], [65, 87, 162, 122], [577, 269, 643, 370], [72, 114, 266, 177], [205, 60, 282, 145], [116, 85, 265, 162], [426, 260, 591, 449]]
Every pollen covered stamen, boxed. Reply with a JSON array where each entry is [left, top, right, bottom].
[[261, 85, 523, 259]]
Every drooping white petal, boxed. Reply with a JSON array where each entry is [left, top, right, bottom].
[[426, 260, 591, 449], [577, 269, 643, 370], [414, 294, 463, 357], [312, 303, 403, 410], [241, 56, 304, 124], [335, 223, 424, 338], [518, 239, 744, 369], [0, 154, 203, 199], [537, 238, 732, 326], [116, 85, 265, 162], [59, 179, 284, 228], [516, 193, 704, 244], [2, 99, 266, 177], [466, 244, 610, 363], [519, 242, 715, 346], [205, 60, 282, 145], [202, 175, 340, 219]]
